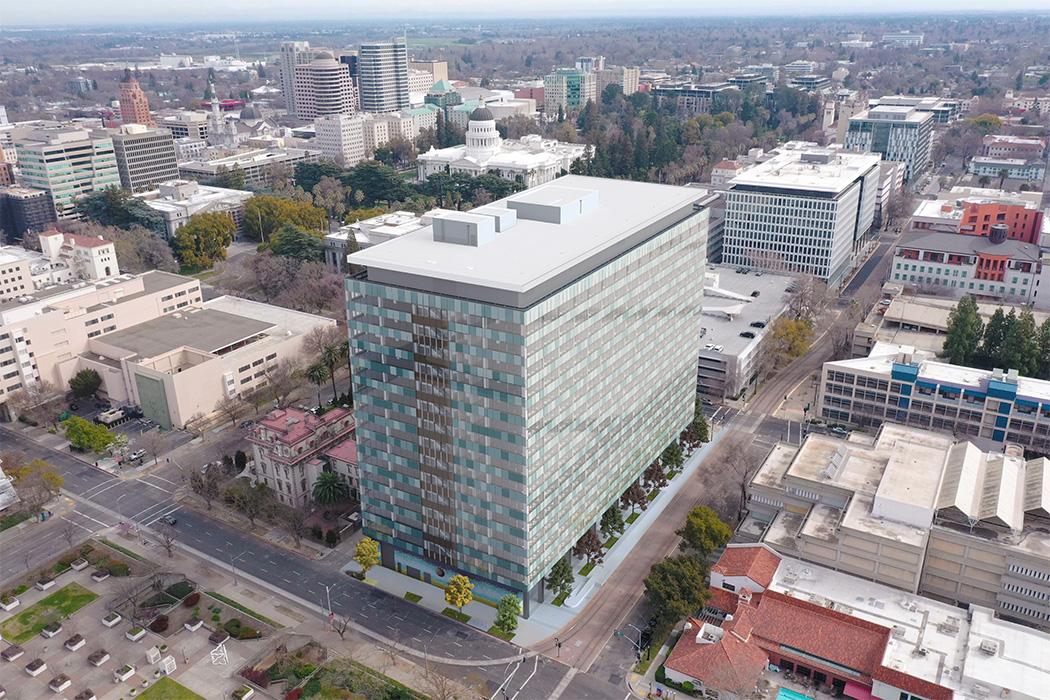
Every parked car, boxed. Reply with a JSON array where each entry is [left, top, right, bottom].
[[69, 403, 79, 411], [161, 515, 177, 526], [829, 426, 850, 437], [127, 449, 146, 461], [94, 401, 111, 411], [238, 419, 254, 430]]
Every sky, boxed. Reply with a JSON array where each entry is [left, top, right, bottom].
[[3, 0, 1049, 27]]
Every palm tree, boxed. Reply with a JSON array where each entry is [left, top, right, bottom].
[[312, 470, 349, 505], [321, 343, 342, 404], [341, 340, 354, 407], [304, 361, 331, 409]]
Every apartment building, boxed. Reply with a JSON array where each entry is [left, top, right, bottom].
[[594, 65, 641, 97], [983, 134, 1046, 160], [177, 146, 320, 188], [111, 125, 179, 191], [14, 127, 121, 219], [890, 228, 1045, 308], [279, 41, 314, 118], [357, 41, 410, 113], [136, 180, 252, 239], [248, 406, 356, 507], [543, 68, 596, 113], [292, 52, 357, 120], [667, 542, 1050, 700], [347, 176, 710, 613], [845, 106, 934, 181], [969, 156, 1046, 183], [818, 342, 1050, 454], [0, 187, 55, 243], [652, 82, 737, 115], [746, 423, 1050, 633], [722, 144, 880, 287], [0, 270, 335, 427]]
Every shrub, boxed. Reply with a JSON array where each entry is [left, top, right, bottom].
[[165, 581, 193, 599], [682, 681, 695, 692], [310, 525, 323, 541], [149, 615, 169, 633], [240, 668, 270, 688], [324, 529, 339, 547], [237, 626, 260, 640], [183, 592, 201, 607], [286, 689, 303, 700], [224, 618, 242, 635], [656, 665, 666, 683], [107, 560, 131, 577]]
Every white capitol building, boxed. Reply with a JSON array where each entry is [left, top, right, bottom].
[[416, 107, 589, 188]]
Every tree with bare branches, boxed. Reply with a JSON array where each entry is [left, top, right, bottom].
[[263, 359, 300, 409], [280, 503, 310, 548], [330, 612, 352, 640], [156, 522, 177, 558], [214, 395, 247, 428], [189, 468, 222, 510], [719, 435, 765, 523], [139, 430, 167, 468], [7, 380, 64, 428], [60, 520, 79, 549]]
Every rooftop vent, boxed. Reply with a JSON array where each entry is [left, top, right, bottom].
[[431, 211, 496, 247], [978, 639, 999, 655], [800, 151, 833, 165], [470, 206, 517, 232]]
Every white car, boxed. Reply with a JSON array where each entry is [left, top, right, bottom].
[[127, 449, 146, 461]]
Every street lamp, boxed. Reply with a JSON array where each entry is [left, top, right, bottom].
[[553, 636, 562, 658], [321, 583, 335, 618]]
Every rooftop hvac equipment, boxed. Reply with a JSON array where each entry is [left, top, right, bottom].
[[978, 639, 999, 655]]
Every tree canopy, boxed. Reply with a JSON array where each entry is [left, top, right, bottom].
[[644, 554, 711, 635], [676, 506, 732, 559], [63, 416, 116, 454], [242, 195, 326, 242], [269, 224, 324, 262], [77, 187, 165, 235], [445, 574, 474, 613], [173, 211, 236, 270], [69, 368, 102, 398], [943, 295, 983, 366]]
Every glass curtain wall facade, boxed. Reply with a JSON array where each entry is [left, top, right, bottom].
[[347, 211, 707, 613]]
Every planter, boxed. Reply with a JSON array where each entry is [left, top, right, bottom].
[[74, 691, 97, 700], [91, 570, 110, 583], [183, 619, 203, 632], [49, 674, 72, 692], [0, 598, 19, 612], [71, 558, 89, 571], [88, 650, 110, 667], [25, 658, 47, 677], [102, 612, 122, 628], [113, 664, 136, 682], [126, 627, 146, 642], [35, 578, 56, 591], [208, 630, 229, 645], [232, 685, 255, 700], [40, 622, 63, 639], [64, 634, 86, 652], [1, 645, 24, 661]]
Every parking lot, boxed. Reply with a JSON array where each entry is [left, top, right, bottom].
[[61, 399, 193, 468]]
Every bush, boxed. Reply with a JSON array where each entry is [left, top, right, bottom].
[[240, 668, 271, 689], [237, 626, 260, 640], [149, 615, 169, 633], [310, 525, 323, 541], [682, 681, 695, 692], [106, 560, 130, 577], [165, 581, 193, 599], [183, 592, 201, 607], [324, 530, 339, 547], [286, 690, 302, 700], [224, 618, 242, 636], [656, 665, 666, 683]]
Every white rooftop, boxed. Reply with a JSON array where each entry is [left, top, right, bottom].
[[349, 175, 710, 307], [728, 146, 880, 194], [699, 266, 794, 357]]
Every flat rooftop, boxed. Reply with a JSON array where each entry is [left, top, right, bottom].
[[699, 266, 793, 358], [99, 308, 273, 358], [728, 147, 880, 195], [348, 175, 710, 308], [852, 107, 932, 124], [899, 230, 1041, 261]]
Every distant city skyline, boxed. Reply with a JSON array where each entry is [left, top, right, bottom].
[[4, 1, 1049, 27]]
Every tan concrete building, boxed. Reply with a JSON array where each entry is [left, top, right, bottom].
[[747, 424, 1050, 630]]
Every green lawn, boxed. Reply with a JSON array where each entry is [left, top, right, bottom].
[[551, 591, 569, 606], [0, 583, 98, 643], [206, 592, 283, 628], [137, 676, 205, 700], [603, 535, 620, 549], [579, 561, 595, 577], [0, 510, 30, 532], [441, 607, 470, 623], [625, 512, 640, 525], [403, 592, 422, 603], [487, 625, 515, 642]]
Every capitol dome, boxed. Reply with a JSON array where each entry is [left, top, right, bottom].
[[469, 106, 494, 122]]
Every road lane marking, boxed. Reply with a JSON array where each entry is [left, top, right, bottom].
[[135, 478, 172, 494], [143, 505, 181, 526], [61, 516, 95, 533]]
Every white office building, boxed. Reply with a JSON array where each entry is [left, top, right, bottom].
[[357, 41, 410, 113], [417, 107, 588, 188], [279, 41, 313, 118], [314, 113, 366, 167], [845, 106, 934, 181], [111, 124, 179, 191], [722, 143, 880, 287], [292, 52, 357, 120], [882, 32, 924, 46]]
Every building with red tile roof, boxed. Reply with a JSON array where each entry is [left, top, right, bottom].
[[711, 543, 781, 591], [664, 609, 768, 699]]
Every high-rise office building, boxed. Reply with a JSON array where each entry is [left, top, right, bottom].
[[543, 68, 596, 113], [118, 73, 155, 127], [357, 41, 410, 113], [722, 144, 880, 287], [0, 187, 56, 243], [314, 113, 366, 167], [845, 106, 934, 181], [408, 59, 448, 83], [292, 52, 358, 120], [347, 175, 711, 613], [111, 125, 179, 191], [280, 41, 313, 117], [15, 127, 120, 220]]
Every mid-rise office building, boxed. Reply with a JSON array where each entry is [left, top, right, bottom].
[[14, 127, 120, 220], [866, 95, 962, 125], [782, 59, 817, 76], [788, 74, 830, 91], [408, 59, 448, 84], [652, 82, 737, 115], [136, 180, 252, 239], [845, 106, 934, 181], [118, 74, 154, 127], [818, 342, 1050, 454], [727, 72, 769, 89], [173, 136, 207, 162], [969, 156, 1046, 183], [158, 112, 209, 140], [982, 134, 1046, 160], [279, 41, 313, 118], [347, 176, 711, 612], [314, 113, 367, 167], [745, 63, 781, 83], [882, 31, 924, 46], [111, 124, 179, 191], [357, 41, 410, 113], [723, 144, 880, 287], [178, 146, 320, 188], [574, 56, 605, 72], [594, 65, 640, 97], [292, 52, 358, 120], [543, 68, 596, 113], [0, 187, 55, 243], [910, 186, 1043, 243]]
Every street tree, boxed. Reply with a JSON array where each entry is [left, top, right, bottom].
[[620, 481, 648, 514], [6, 458, 64, 509], [677, 506, 732, 559], [173, 211, 236, 270], [943, 295, 984, 366], [494, 594, 521, 637], [572, 529, 605, 567], [644, 554, 710, 635], [263, 359, 300, 408], [546, 555, 574, 599], [721, 435, 764, 523], [189, 468, 222, 509], [330, 613, 353, 641], [140, 430, 166, 468], [63, 416, 115, 454], [281, 504, 310, 548], [693, 411, 710, 444], [444, 574, 474, 615], [599, 505, 625, 539], [312, 471, 350, 505], [662, 441, 684, 471], [644, 461, 667, 489], [232, 481, 271, 526], [304, 361, 331, 407], [68, 368, 102, 398], [157, 522, 177, 558], [214, 395, 247, 428], [7, 380, 63, 428], [787, 275, 830, 323], [60, 519, 79, 549], [354, 536, 381, 577]]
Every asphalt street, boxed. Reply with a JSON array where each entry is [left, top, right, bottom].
[[0, 426, 627, 699]]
